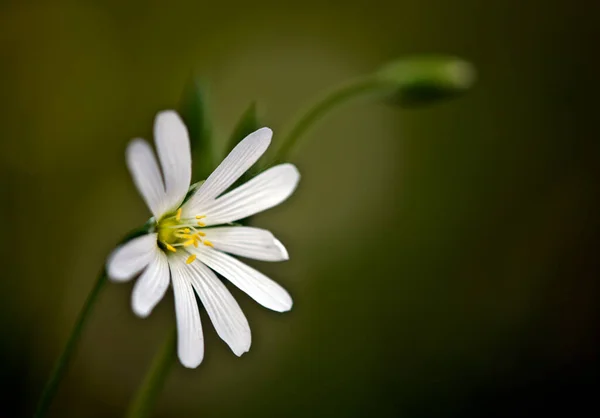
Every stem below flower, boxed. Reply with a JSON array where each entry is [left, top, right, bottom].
[[125, 327, 177, 418], [33, 270, 108, 418], [33, 224, 151, 418], [268, 76, 387, 165]]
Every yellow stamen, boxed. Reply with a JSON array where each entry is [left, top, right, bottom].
[[165, 243, 177, 252], [186, 254, 196, 264], [180, 234, 193, 239], [196, 231, 206, 237], [195, 215, 206, 219], [175, 208, 182, 221], [183, 239, 195, 247], [197, 221, 206, 227], [203, 240, 214, 247], [193, 240, 199, 248], [183, 228, 190, 234]]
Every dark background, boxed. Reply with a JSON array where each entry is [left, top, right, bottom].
[[1, 0, 598, 417]]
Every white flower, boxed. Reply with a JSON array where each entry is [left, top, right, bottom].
[[107, 110, 300, 368]]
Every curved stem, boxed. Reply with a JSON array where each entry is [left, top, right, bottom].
[[126, 327, 177, 418], [33, 224, 151, 418], [33, 270, 108, 418], [268, 76, 386, 165]]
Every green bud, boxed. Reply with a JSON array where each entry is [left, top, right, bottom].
[[179, 76, 214, 180], [376, 55, 476, 106]]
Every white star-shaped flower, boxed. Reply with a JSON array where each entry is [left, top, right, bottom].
[[107, 110, 300, 368]]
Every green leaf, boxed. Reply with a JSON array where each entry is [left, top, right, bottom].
[[226, 101, 264, 181], [182, 180, 205, 204], [376, 55, 476, 106], [225, 101, 261, 157], [179, 77, 214, 180], [222, 102, 264, 226]]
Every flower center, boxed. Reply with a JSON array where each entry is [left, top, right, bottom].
[[156, 208, 213, 258]]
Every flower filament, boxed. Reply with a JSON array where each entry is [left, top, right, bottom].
[[156, 210, 213, 259]]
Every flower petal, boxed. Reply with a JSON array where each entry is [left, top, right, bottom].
[[182, 127, 272, 217], [170, 255, 204, 368], [196, 246, 292, 312], [188, 261, 251, 356], [200, 164, 300, 226], [126, 139, 168, 218], [107, 233, 159, 282], [131, 249, 170, 318], [154, 111, 192, 213], [203, 227, 289, 262]]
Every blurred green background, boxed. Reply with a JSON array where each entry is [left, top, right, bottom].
[[1, 0, 598, 417]]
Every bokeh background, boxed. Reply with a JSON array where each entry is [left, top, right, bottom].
[[1, 0, 598, 417]]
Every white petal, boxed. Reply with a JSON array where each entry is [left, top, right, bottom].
[[196, 246, 292, 312], [154, 111, 192, 213], [272, 238, 289, 260], [187, 262, 251, 356], [170, 256, 204, 368], [203, 227, 289, 262], [199, 164, 300, 226], [182, 127, 272, 217], [126, 139, 168, 218], [131, 249, 170, 318], [107, 234, 159, 282]]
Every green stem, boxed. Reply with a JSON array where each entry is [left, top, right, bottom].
[[126, 327, 177, 418], [268, 76, 387, 165], [33, 224, 150, 418], [33, 270, 108, 418]]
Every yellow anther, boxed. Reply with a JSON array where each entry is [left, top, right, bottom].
[[183, 239, 195, 247], [195, 215, 206, 219], [183, 228, 190, 234], [203, 240, 214, 247], [180, 234, 193, 239], [197, 221, 206, 227], [186, 254, 196, 264], [165, 243, 177, 252], [196, 231, 206, 237], [175, 208, 182, 221], [193, 240, 199, 248]]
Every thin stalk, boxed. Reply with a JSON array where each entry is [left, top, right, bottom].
[[33, 224, 150, 418], [268, 76, 387, 165], [125, 327, 177, 418], [33, 270, 108, 418]]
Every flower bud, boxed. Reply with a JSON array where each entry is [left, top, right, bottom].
[[376, 55, 476, 106]]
